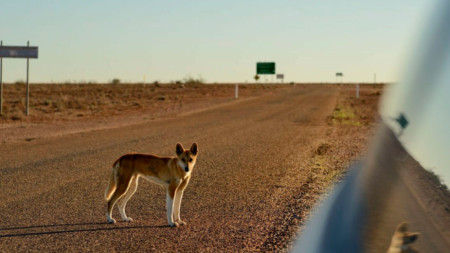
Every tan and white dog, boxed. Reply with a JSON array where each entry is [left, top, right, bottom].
[[387, 222, 420, 253], [105, 143, 198, 227]]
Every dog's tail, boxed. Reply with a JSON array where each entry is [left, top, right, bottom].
[[105, 161, 119, 201]]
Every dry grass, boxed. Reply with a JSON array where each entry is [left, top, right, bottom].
[[0, 83, 282, 123]]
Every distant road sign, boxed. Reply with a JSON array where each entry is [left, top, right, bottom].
[[257, 62, 275, 74], [0, 41, 38, 116], [0, 46, 38, 58]]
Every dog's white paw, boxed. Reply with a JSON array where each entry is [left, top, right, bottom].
[[177, 220, 186, 226], [107, 218, 117, 224], [169, 222, 179, 227], [123, 217, 133, 222]]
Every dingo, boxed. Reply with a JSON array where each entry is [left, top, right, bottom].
[[105, 143, 198, 227], [387, 222, 420, 253]]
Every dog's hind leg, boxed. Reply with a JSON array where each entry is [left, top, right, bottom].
[[105, 166, 117, 201], [117, 176, 138, 222], [106, 173, 133, 224]]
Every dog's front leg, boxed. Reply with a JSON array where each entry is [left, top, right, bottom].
[[166, 181, 179, 227], [173, 177, 190, 225]]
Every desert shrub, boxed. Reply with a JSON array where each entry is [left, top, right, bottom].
[[315, 143, 331, 156], [426, 169, 449, 191], [183, 75, 205, 85], [111, 78, 121, 85]]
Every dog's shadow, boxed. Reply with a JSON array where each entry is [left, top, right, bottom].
[[0, 222, 167, 238]]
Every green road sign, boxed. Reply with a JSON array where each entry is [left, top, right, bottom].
[[257, 62, 275, 74]]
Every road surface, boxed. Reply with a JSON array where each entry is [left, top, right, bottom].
[[0, 86, 340, 252]]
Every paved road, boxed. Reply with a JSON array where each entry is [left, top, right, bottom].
[[0, 85, 339, 252]]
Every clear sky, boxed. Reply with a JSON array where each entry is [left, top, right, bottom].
[[0, 0, 434, 83]]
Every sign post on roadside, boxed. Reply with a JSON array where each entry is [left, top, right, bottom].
[[335, 72, 343, 83], [256, 62, 275, 75], [0, 41, 2, 115], [256, 62, 276, 83], [356, 83, 360, 98], [276, 74, 284, 83], [0, 41, 39, 115]]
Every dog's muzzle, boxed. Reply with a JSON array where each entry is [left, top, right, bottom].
[[184, 167, 189, 172]]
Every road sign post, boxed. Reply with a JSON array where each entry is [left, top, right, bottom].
[[276, 74, 284, 83], [335, 72, 343, 83], [356, 83, 360, 98], [257, 62, 275, 74], [0, 41, 3, 115], [26, 41, 30, 116], [0, 41, 38, 116], [256, 62, 276, 84]]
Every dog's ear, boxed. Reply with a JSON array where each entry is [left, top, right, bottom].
[[190, 143, 198, 156], [396, 222, 408, 233], [405, 233, 419, 244], [176, 143, 184, 156]]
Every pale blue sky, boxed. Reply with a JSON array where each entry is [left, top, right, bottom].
[[0, 0, 434, 83]]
